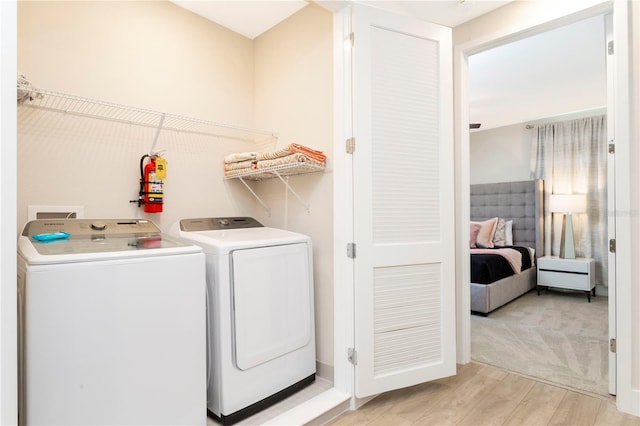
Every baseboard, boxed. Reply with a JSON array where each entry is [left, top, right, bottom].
[[262, 388, 350, 426], [595, 284, 608, 297], [316, 360, 334, 383], [304, 396, 351, 426], [352, 393, 378, 410]]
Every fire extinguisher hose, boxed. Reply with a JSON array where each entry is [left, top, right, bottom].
[[139, 154, 149, 198]]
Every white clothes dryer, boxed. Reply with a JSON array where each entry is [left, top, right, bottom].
[[170, 217, 316, 425], [17, 219, 207, 426]]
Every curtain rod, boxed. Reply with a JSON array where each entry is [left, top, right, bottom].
[[524, 107, 606, 130]]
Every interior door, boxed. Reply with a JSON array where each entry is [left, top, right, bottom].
[[605, 12, 616, 396], [350, 4, 456, 398]]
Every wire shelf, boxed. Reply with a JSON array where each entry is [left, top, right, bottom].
[[224, 162, 326, 213], [223, 162, 325, 181], [17, 84, 278, 143]]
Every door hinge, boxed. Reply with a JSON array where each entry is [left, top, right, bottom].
[[347, 32, 354, 48], [609, 239, 616, 253], [347, 242, 356, 259], [346, 137, 356, 154], [348, 347, 358, 365], [609, 141, 615, 154], [610, 338, 616, 353], [608, 40, 614, 55]]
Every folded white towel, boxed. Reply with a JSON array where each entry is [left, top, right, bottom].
[[224, 152, 258, 164]]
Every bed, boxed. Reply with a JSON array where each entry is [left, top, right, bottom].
[[470, 179, 544, 315]]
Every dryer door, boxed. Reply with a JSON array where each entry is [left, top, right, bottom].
[[230, 242, 312, 370]]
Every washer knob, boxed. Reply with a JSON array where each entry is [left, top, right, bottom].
[[218, 219, 229, 227], [91, 222, 107, 231]]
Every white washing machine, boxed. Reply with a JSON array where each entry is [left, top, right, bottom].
[[17, 219, 207, 426], [170, 217, 316, 425]]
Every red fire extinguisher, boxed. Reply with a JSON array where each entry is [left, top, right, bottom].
[[132, 154, 166, 213]]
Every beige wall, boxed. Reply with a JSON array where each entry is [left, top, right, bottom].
[[253, 4, 335, 372], [18, 1, 254, 124], [17, 1, 335, 373], [17, 1, 258, 232]]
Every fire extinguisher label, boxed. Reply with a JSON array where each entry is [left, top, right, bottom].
[[149, 172, 163, 194], [155, 157, 167, 179]]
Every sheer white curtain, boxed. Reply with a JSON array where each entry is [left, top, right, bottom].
[[530, 115, 608, 286]]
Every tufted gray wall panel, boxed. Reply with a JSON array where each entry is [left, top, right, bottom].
[[470, 180, 544, 258]]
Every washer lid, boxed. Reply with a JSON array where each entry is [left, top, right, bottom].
[[173, 226, 310, 253], [19, 219, 201, 264]]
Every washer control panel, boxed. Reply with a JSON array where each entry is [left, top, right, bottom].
[[20, 219, 194, 256], [22, 219, 161, 237], [179, 217, 263, 232]]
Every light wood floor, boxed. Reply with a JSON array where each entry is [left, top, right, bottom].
[[325, 362, 640, 425]]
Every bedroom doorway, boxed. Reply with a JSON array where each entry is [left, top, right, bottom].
[[465, 12, 614, 397]]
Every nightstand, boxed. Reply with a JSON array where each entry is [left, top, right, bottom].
[[537, 256, 596, 302]]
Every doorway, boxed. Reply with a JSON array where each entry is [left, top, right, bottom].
[[453, 2, 635, 405], [466, 14, 611, 396]]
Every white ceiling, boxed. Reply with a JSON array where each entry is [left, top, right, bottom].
[[469, 14, 607, 130], [170, 1, 605, 131], [349, 0, 512, 28], [171, 1, 512, 39], [171, 1, 309, 39]]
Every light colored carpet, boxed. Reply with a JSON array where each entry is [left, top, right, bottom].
[[471, 288, 609, 396]]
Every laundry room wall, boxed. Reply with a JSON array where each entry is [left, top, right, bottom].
[[18, 0, 336, 380], [17, 1, 260, 234], [253, 4, 334, 378]]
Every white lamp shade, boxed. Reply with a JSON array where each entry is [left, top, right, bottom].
[[550, 194, 587, 213]]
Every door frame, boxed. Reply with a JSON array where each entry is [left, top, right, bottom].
[[453, 0, 635, 415], [0, 1, 18, 424]]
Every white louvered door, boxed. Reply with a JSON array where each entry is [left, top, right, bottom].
[[351, 4, 456, 398]]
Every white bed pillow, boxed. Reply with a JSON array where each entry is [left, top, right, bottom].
[[505, 220, 513, 246]]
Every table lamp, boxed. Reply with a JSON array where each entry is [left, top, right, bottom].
[[550, 194, 587, 259]]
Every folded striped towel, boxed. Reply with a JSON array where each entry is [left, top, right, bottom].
[[256, 147, 291, 162], [224, 151, 258, 164], [256, 143, 326, 163], [256, 153, 325, 170], [224, 160, 257, 171], [288, 143, 326, 163], [224, 167, 255, 177]]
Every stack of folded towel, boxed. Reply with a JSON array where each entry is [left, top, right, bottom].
[[224, 143, 326, 177]]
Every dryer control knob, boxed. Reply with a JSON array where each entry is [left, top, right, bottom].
[[91, 222, 107, 231]]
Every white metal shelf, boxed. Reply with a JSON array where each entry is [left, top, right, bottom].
[[17, 84, 278, 143], [224, 163, 325, 213], [223, 162, 325, 181]]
